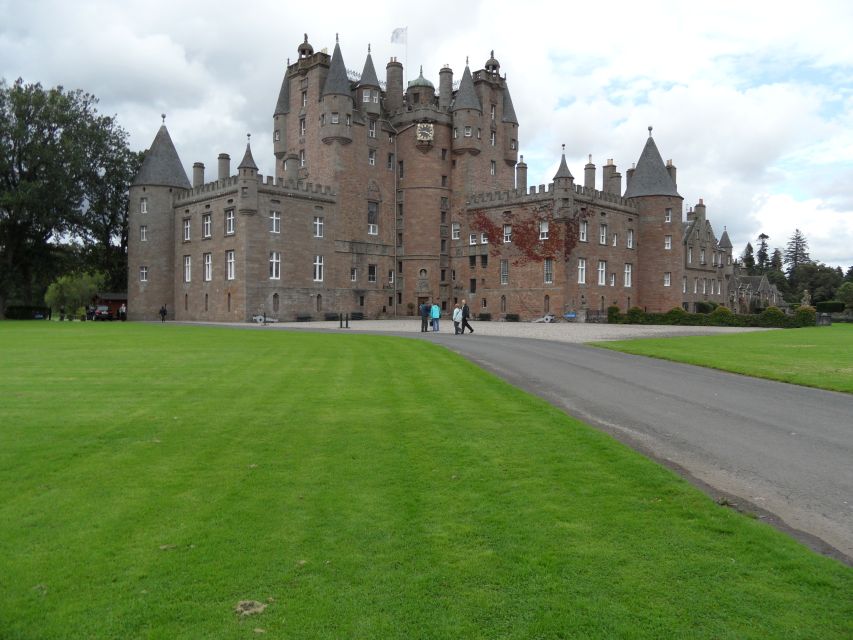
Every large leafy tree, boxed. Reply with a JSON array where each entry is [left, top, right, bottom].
[[783, 229, 811, 277], [0, 78, 139, 313]]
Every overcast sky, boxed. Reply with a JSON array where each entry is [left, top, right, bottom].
[[3, 0, 851, 267]]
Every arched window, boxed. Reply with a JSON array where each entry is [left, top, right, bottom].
[[272, 293, 280, 313], [419, 268, 427, 278]]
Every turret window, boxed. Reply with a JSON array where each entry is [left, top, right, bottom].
[[464, 126, 472, 137], [331, 112, 339, 124], [139, 197, 148, 214], [363, 90, 371, 103], [510, 139, 517, 150], [183, 219, 191, 241], [351, 268, 357, 282], [490, 105, 496, 120], [453, 128, 458, 139], [313, 216, 324, 237], [665, 208, 672, 222], [580, 220, 588, 242], [139, 266, 148, 282], [299, 150, 305, 167], [140, 225, 147, 242], [477, 129, 481, 139], [301, 91, 307, 107], [299, 118, 306, 136], [274, 130, 280, 142]]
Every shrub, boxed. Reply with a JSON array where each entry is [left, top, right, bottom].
[[505, 313, 520, 322], [607, 305, 621, 324], [694, 301, 714, 314], [793, 305, 817, 327], [759, 306, 785, 327], [815, 301, 845, 313], [625, 307, 645, 324]]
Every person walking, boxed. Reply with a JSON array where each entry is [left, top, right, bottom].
[[452, 303, 462, 335], [430, 301, 441, 332], [460, 299, 474, 334], [419, 301, 430, 332], [159, 305, 167, 323]]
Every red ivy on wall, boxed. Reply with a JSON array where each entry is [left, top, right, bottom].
[[469, 207, 586, 267]]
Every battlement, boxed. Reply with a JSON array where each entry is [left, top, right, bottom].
[[175, 175, 336, 204], [467, 182, 636, 209]]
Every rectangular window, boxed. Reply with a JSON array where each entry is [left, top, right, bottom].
[[387, 153, 394, 170], [665, 208, 672, 222], [226, 251, 235, 280], [367, 202, 378, 235], [610, 273, 615, 286], [368, 264, 377, 283], [490, 131, 496, 146], [202, 214, 211, 238], [313, 255, 324, 282], [469, 233, 477, 246], [313, 216, 324, 237], [183, 255, 191, 282], [388, 270, 394, 284], [664, 272, 671, 287], [469, 255, 476, 268], [203, 253, 212, 281], [700, 249, 706, 264], [510, 139, 517, 150], [469, 278, 477, 293], [225, 209, 235, 235], [368, 120, 376, 138], [274, 130, 280, 141], [368, 149, 376, 166], [139, 266, 148, 282], [627, 228, 634, 248], [351, 267, 357, 282], [299, 149, 305, 167], [503, 224, 512, 243], [694, 278, 698, 294], [464, 126, 472, 137], [480, 232, 488, 244], [624, 263, 633, 288], [331, 112, 339, 124], [453, 128, 458, 139], [683, 276, 687, 293], [702, 278, 707, 294], [480, 254, 488, 267], [301, 91, 307, 107], [363, 89, 371, 103], [477, 128, 481, 139], [598, 260, 606, 286], [451, 223, 460, 239], [664, 235, 672, 250], [269, 251, 281, 279], [578, 258, 586, 284], [490, 104, 496, 120], [299, 118, 306, 136], [500, 259, 509, 285], [688, 247, 693, 264], [398, 161, 404, 178], [580, 220, 588, 242], [441, 239, 447, 253], [270, 211, 281, 233], [599, 224, 607, 245], [612, 233, 617, 247], [539, 220, 549, 240], [183, 218, 191, 242], [140, 225, 147, 242], [441, 175, 448, 187], [139, 197, 148, 214], [544, 258, 554, 284], [490, 161, 496, 176]]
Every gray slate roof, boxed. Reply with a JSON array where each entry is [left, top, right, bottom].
[[502, 84, 518, 124], [623, 135, 680, 198], [274, 70, 290, 116], [718, 229, 732, 248], [323, 42, 352, 97], [452, 66, 482, 112], [554, 153, 574, 180], [238, 143, 258, 171], [132, 125, 190, 189], [357, 51, 380, 87]]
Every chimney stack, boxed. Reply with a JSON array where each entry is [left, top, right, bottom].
[[516, 155, 528, 191], [218, 153, 231, 181], [192, 162, 204, 188], [584, 155, 595, 190], [666, 159, 677, 190]]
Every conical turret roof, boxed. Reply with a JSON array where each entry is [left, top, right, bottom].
[[624, 132, 680, 198], [452, 65, 482, 112], [501, 83, 518, 124], [554, 152, 574, 180], [718, 228, 732, 249], [238, 143, 258, 171], [357, 49, 380, 87], [323, 40, 352, 97], [274, 68, 290, 116], [132, 125, 190, 189]]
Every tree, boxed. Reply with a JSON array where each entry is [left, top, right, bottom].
[[789, 262, 842, 304], [756, 233, 769, 273], [845, 266, 853, 282], [0, 78, 138, 314], [741, 242, 755, 274], [838, 281, 853, 310], [783, 229, 811, 276], [44, 271, 105, 317], [770, 248, 784, 272]]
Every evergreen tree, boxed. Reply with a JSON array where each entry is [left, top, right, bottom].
[[741, 242, 755, 274], [845, 266, 853, 282], [756, 233, 769, 273], [770, 248, 784, 272], [783, 229, 811, 276]]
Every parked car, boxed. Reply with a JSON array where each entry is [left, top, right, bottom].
[[94, 305, 114, 321]]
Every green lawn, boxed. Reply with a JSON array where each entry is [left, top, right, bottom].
[[0, 322, 850, 639], [594, 324, 853, 393]]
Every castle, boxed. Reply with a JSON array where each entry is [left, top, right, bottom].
[[127, 34, 740, 322]]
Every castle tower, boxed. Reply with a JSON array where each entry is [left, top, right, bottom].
[[357, 46, 381, 118], [438, 65, 453, 110], [385, 58, 403, 113], [501, 80, 519, 166], [237, 140, 258, 216], [320, 36, 353, 145], [273, 60, 290, 176], [451, 63, 482, 154], [406, 66, 435, 107], [127, 121, 190, 320], [624, 127, 684, 312]]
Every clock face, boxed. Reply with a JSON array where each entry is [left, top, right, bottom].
[[416, 123, 434, 141]]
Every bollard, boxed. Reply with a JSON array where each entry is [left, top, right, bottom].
[[339, 313, 343, 329], [345, 313, 349, 329]]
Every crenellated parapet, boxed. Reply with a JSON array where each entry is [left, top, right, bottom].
[[175, 175, 336, 206], [466, 182, 637, 210]]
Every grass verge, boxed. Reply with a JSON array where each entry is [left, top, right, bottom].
[[592, 324, 853, 393], [0, 321, 850, 639]]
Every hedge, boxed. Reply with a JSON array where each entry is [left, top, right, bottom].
[[815, 301, 845, 313], [3, 306, 51, 320], [611, 305, 816, 328]]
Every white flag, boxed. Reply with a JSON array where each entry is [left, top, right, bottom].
[[391, 27, 407, 44]]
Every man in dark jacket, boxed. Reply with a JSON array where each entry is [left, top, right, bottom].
[[419, 301, 430, 332], [460, 299, 474, 334]]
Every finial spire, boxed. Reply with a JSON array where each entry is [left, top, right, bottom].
[[588, 153, 592, 163], [491, 49, 494, 57], [368, 43, 371, 53], [247, 133, 251, 143], [466, 55, 469, 66], [336, 33, 339, 43], [648, 125, 653, 137], [562, 143, 566, 153], [161, 113, 166, 124], [304, 33, 308, 43]]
